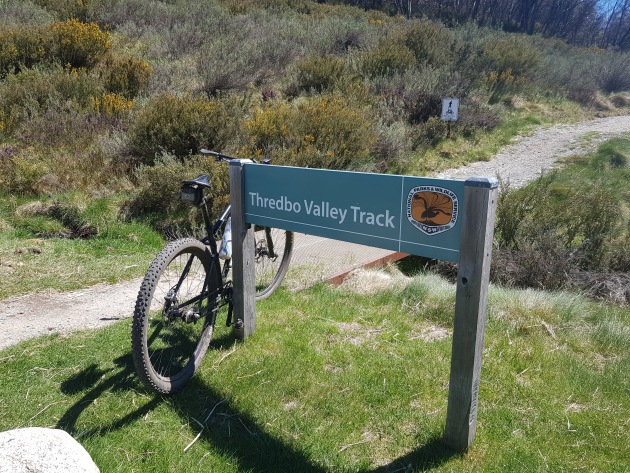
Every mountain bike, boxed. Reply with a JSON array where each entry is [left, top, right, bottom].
[[131, 150, 293, 394]]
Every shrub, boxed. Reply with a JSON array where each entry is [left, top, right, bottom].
[[244, 96, 377, 170], [48, 19, 110, 69], [288, 54, 346, 96], [483, 69, 527, 104], [412, 116, 448, 149], [0, 66, 102, 133], [481, 35, 540, 77], [360, 42, 416, 78], [128, 94, 230, 164], [197, 35, 265, 95], [31, 0, 92, 21], [403, 90, 442, 124], [398, 19, 456, 67], [598, 52, 630, 94], [456, 101, 499, 137], [0, 145, 47, 195], [494, 173, 622, 287], [99, 54, 151, 98], [0, 26, 47, 77], [123, 154, 230, 235], [369, 65, 466, 126], [0, 0, 55, 27], [90, 93, 133, 118], [1, 20, 110, 76], [196, 16, 297, 96]]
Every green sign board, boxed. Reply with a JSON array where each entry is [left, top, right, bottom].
[[243, 164, 466, 262]]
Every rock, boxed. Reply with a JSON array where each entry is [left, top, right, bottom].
[[0, 427, 99, 473]]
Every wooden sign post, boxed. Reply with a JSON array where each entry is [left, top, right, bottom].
[[229, 161, 498, 451], [445, 177, 498, 450], [229, 159, 256, 339]]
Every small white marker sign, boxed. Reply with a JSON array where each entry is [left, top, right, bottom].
[[441, 98, 459, 121]]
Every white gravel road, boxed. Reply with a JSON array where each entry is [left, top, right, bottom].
[[1, 115, 629, 350]]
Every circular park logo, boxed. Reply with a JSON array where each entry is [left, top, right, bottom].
[[406, 186, 459, 235]]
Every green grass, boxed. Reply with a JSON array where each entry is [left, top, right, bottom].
[[1, 276, 627, 472], [557, 138, 630, 211], [0, 193, 164, 299]]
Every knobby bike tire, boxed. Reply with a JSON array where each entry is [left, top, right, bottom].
[[254, 228, 294, 300], [131, 238, 219, 395]]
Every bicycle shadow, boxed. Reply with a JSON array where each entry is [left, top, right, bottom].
[[56, 353, 161, 437], [56, 342, 457, 472]]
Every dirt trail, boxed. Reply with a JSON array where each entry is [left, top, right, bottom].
[[1, 115, 629, 350], [436, 114, 630, 185]]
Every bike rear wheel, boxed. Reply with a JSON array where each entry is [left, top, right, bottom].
[[132, 238, 219, 395], [254, 228, 293, 300]]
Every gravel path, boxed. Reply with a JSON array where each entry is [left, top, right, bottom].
[[1, 115, 629, 350], [436, 114, 630, 185]]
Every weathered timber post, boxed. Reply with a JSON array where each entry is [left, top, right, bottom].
[[229, 159, 256, 339], [444, 177, 498, 451]]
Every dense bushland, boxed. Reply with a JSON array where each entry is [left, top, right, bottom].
[[488, 139, 630, 304], [1, 0, 630, 302]]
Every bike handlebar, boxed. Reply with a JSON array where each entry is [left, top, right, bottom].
[[199, 149, 234, 162], [199, 149, 271, 165]]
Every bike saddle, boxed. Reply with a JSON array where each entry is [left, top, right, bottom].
[[182, 175, 211, 189]]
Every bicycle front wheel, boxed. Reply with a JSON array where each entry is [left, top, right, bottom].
[[254, 228, 293, 300], [132, 238, 219, 395]]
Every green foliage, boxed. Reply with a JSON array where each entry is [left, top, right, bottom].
[[99, 54, 151, 98], [0, 66, 102, 133], [494, 169, 623, 289], [128, 94, 230, 164], [123, 154, 230, 234], [288, 54, 346, 96], [31, 0, 93, 21], [0, 146, 47, 195], [398, 19, 457, 66], [360, 41, 416, 78], [481, 35, 541, 76], [244, 96, 376, 169]]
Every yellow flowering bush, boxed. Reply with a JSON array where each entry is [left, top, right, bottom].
[[91, 93, 133, 118], [0, 26, 47, 76], [0, 20, 110, 75], [245, 96, 376, 169], [100, 54, 151, 98], [48, 19, 111, 69]]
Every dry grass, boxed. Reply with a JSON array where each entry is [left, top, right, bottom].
[[337, 267, 410, 295]]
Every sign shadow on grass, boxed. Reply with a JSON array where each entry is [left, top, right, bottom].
[[174, 375, 458, 472], [55, 347, 457, 471]]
